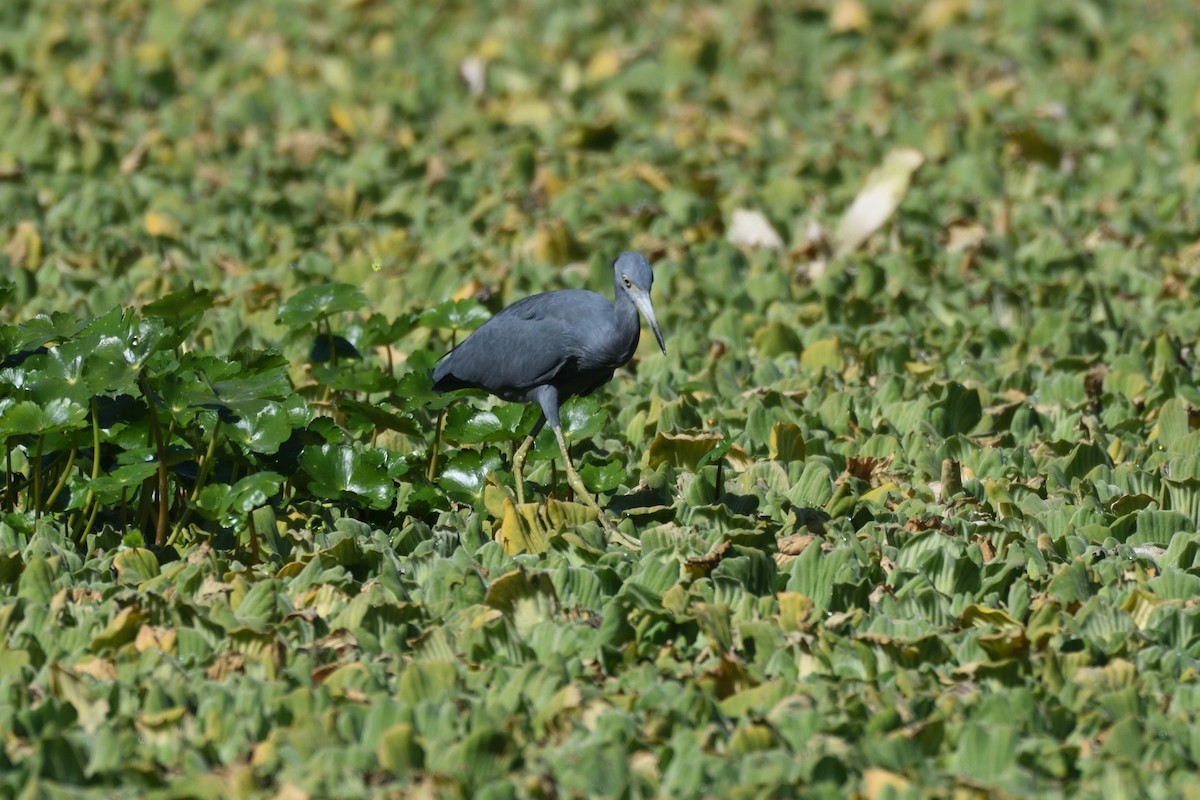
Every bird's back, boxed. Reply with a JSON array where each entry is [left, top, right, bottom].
[[432, 289, 624, 402]]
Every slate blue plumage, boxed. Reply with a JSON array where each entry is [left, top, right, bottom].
[[433, 251, 665, 540]]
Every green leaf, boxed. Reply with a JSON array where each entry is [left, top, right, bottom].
[[0, 398, 88, 436], [277, 283, 368, 328], [17, 554, 55, 604], [419, 298, 492, 331], [929, 382, 982, 437], [300, 444, 395, 509]]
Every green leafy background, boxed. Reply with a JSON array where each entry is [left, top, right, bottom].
[[4, 0, 1200, 796]]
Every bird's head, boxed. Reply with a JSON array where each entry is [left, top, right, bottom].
[[614, 251, 667, 354]]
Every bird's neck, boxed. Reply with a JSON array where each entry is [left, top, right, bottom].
[[612, 289, 641, 360]]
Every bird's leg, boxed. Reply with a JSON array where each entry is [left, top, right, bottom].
[[511, 415, 546, 505], [512, 435, 534, 505], [552, 425, 639, 550]]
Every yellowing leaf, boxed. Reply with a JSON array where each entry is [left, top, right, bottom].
[[585, 49, 623, 82], [505, 97, 555, 128], [3, 220, 42, 270], [66, 61, 105, 97], [631, 162, 670, 193], [91, 606, 148, 652], [863, 768, 910, 799], [264, 46, 289, 77], [72, 657, 117, 681], [496, 499, 549, 555], [542, 498, 596, 529], [49, 663, 110, 734], [645, 431, 724, 470], [1121, 587, 1161, 630], [134, 41, 169, 70], [769, 422, 806, 462], [800, 336, 842, 371], [135, 624, 177, 654], [916, 0, 970, 32], [834, 148, 925, 257], [329, 103, 358, 137], [144, 210, 181, 239], [830, 0, 870, 33], [777, 592, 812, 631]]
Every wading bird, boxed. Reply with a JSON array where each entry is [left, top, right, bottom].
[[433, 252, 666, 544]]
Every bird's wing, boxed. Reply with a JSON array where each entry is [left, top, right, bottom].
[[433, 292, 603, 396]]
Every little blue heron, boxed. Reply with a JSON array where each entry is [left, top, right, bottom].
[[432, 251, 666, 541]]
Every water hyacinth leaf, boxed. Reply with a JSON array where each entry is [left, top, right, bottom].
[[225, 399, 297, 454], [87, 461, 160, 501], [952, 722, 1017, 785], [800, 336, 841, 371], [0, 398, 88, 436], [377, 724, 424, 776], [646, 431, 723, 470], [300, 444, 395, 509], [1157, 398, 1191, 450], [358, 312, 418, 349], [338, 398, 422, 436], [495, 500, 550, 555], [928, 383, 982, 437], [444, 402, 527, 443], [439, 447, 505, 504], [21, 346, 91, 404], [419, 298, 492, 331], [769, 422, 806, 462], [753, 321, 803, 358], [788, 460, 835, 507], [197, 472, 283, 524], [484, 568, 558, 636], [1129, 510, 1191, 545], [17, 554, 55, 604], [112, 548, 160, 583], [578, 457, 625, 492], [277, 283, 368, 328], [207, 352, 294, 407], [83, 314, 169, 394], [142, 283, 217, 321], [560, 395, 605, 441], [91, 606, 148, 652], [48, 664, 110, 735]]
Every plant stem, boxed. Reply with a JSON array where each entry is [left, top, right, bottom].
[[168, 418, 221, 548], [4, 439, 13, 512], [247, 509, 260, 565], [32, 436, 44, 522], [76, 398, 102, 543], [44, 438, 77, 510], [138, 373, 170, 547], [428, 406, 445, 482]]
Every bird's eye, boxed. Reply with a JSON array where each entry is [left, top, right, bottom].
[[622, 276, 632, 288]]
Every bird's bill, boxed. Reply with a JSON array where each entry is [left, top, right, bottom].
[[631, 289, 667, 354]]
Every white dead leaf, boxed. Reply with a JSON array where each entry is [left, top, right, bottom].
[[727, 209, 783, 249], [459, 55, 486, 97], [834, 148, 925, 258]]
